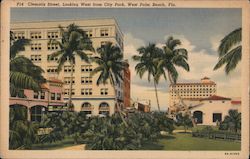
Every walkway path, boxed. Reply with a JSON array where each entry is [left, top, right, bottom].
[[173, 129, 192, 133], [58, 144, 86, 150]]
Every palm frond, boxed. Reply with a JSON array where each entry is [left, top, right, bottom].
[[218, 28, 241, 56]]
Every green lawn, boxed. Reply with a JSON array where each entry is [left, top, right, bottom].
[[141, 133, 241, 151], [31, 137, 76, 150]]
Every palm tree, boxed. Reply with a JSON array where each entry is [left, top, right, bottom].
[[214, 28, 241, 74], [10, 31, 46, 97], [91, 42, 128, 126], [9, 105, 39, 149], [49, 23, 94, 110], [132, 43, 164, 111], [219, 109, 241, 133], [156, 36, 194, 125]]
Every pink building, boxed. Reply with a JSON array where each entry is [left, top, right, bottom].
[[10, 78, 65, 122]]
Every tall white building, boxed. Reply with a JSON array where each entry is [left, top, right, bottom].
[[11, 18, 124, 116], [169, 77, 217, 112]]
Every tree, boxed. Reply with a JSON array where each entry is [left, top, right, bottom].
[[155, 36, 196, 126], [214, 28, 241, 74], [9, 105, 39, 149], [175, 113, 193, 133], [219, 109, 241, 133], [132, 43, 164, 111], [91, 42, 128, 126], [9, 31, 46, 97], [49, 23, 94, 110]]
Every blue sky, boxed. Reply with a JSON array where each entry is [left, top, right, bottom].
[[11, 8, 242, 110]]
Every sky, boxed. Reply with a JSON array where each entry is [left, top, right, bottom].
[[11, 8, 242, 110]]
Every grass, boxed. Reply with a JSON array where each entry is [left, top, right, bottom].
[[141, 133, 241, 151], [31, 137, 77, 150]]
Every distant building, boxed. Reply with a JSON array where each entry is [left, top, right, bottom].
[[11, 18, 125, 116], [189, 95, 241, 125], [9, 78, 64, 122], [134, 100, 151, 113], [123, 60, 131, 108], [169, 77, 217, 112]]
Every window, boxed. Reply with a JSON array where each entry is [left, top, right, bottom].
[[30, 31, 42, 39], [14, 31, 25, 39], [213, 113, 222, 122], [81, 65, 92, 72], [47, 66, 58, 73], [64, 66, 75, 72], [64, 77, 75, 85], [31, 55, 41, 62], [209, 101, 212, 103], [100, 29, 109, 36], [47, 55, 58, 61], [64, 89, 75, 96], [47, 43, 59, 50], [51, 93, 55, 100], [85, 30, 93, 37], [81, 88, 92, 95], [100, 88, 108, 95], [57, 93, 61, 100], [34, 92, 39, 99], [47, 31, 59, 39], [31, 43, 42, 51], [222, 101, 225, 103], [81, 77, 92, 84], [40, 92, 45, 99]]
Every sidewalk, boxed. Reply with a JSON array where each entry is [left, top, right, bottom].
[[57, 144, 86, 150]]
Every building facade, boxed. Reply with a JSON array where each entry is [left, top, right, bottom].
[[190, 95, 241, 126], [11, 18, 125, 116], [10, 78, 65, 122], [169, 77, 217, 112]]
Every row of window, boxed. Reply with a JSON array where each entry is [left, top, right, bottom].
[[171, 93, 215, 96], [172, 90, 216, 93], [46, 66, 93, 73], [33, 92, 61, 101], [171, 85, 216, 88], [171, 94, 213, 97], [63, 88, 109, 96], [13, 28, 113, 40]]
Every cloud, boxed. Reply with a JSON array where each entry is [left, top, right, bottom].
[[210, 35, 224, 52], [123, 33, 241, 111]]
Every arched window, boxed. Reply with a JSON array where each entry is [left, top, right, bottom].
[[82, 102, 91, 108], [99, 102, 109, 108], [193, 111, 203, 124], [31, 105, 47, 122]]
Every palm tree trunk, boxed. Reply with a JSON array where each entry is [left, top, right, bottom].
[[153, 79, 160, 111], [68, 62, 74, 111], [109, 75, 128, 127], [167, 71, 196, 127]]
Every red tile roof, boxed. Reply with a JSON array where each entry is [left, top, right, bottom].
[[200, 95, 231, 101], [48, 78, 63, 84], [201, 76, 210, 80], [40, 84, 49, 90], [231, 101, 241, 104]]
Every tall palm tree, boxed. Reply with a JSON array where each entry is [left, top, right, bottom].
[[214, 28, 242, 74], [156, 36, 194, 125], [132, 43, 164, 111], [10, 31, 46, 97], [91, 42, 128, 127], [49, 23, 94, 110]]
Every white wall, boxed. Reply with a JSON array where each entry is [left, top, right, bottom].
[[190, 100, 240, 126]]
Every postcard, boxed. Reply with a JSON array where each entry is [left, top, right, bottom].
[[0, 0, 249, 158]]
